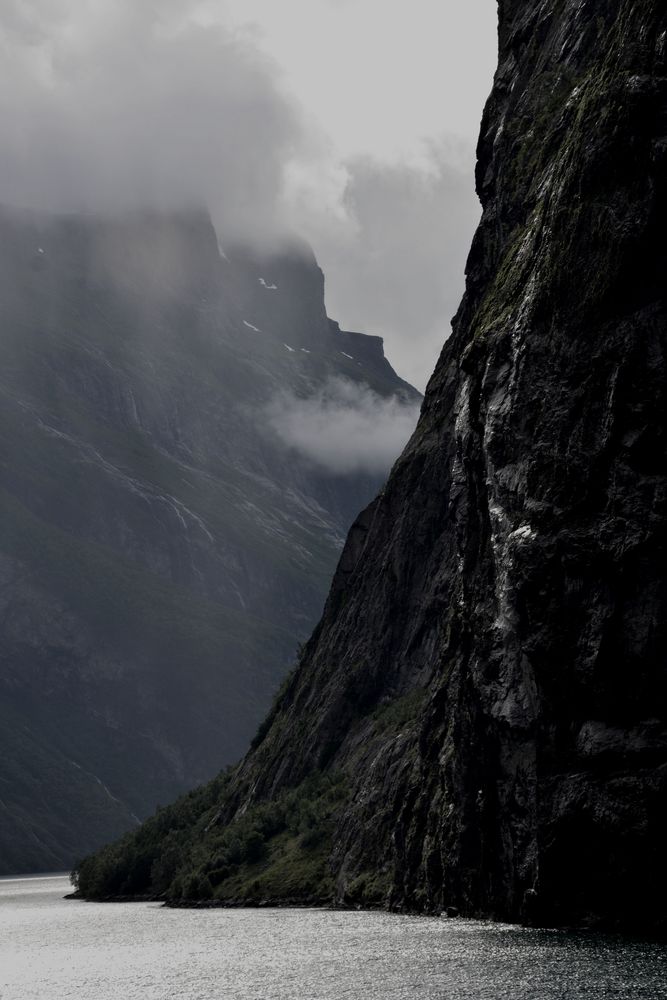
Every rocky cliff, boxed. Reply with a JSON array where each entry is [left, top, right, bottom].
[[73, 0, 667, 932], [0, 206, 418, 874]]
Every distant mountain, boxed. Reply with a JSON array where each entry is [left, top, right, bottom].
[[0, 205, 420, 874]]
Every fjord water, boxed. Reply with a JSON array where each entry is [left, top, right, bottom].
[[1, 876, 665, 999]]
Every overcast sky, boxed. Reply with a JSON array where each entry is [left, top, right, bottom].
[[0, 1, 498, 389]]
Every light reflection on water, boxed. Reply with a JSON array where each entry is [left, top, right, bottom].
[[1, 875, 665, 999]]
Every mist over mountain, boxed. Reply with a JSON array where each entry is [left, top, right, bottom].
[[0, 0, 488, 391], [0, 203, 419, 874]]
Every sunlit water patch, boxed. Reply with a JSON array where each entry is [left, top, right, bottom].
[[1, 876, 665, 999]]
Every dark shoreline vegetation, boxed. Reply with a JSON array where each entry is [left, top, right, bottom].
[[71, 685, 428, 910], [71, 0, 667, 937], [71, 691, 430, 910], [71, 771, 355, 908]]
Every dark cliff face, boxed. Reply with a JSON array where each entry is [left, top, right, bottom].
[[75, 1, 667, 931], [0, 206, 419, 875]]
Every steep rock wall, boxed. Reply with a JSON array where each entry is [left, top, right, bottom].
[[76, 0, 667, 931], [229, 0, 667, 928]]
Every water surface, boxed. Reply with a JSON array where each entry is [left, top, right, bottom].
[[1, 875, 665, 999]]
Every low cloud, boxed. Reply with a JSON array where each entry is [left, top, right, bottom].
[[265, 378, 420, 476]]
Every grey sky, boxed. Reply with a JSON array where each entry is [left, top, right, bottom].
[[0, 1, 498, 388]]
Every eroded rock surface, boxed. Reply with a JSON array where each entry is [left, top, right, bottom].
[[75, 1, 667, 931]]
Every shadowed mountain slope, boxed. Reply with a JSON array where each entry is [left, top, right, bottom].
[[0, 206, 419, 874]]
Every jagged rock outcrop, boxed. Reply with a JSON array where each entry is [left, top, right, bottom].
[[0, 206, 418, 874], [74, 0, 667, 931]]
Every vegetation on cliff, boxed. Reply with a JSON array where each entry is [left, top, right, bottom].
[[72, 771, 348, 906]]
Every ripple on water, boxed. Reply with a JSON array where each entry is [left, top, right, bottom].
[[1, 876, 665, 999]]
